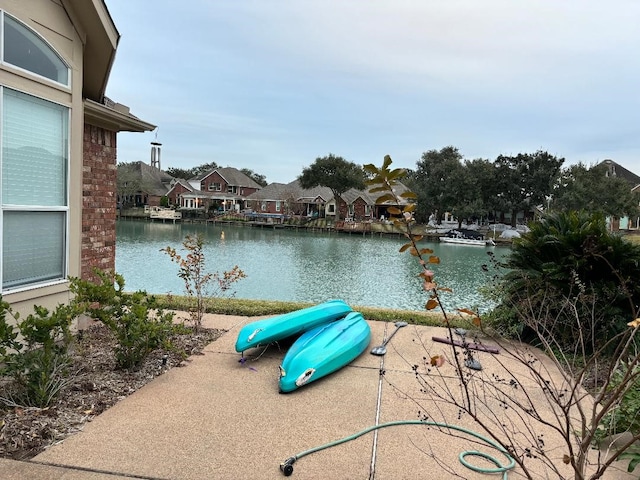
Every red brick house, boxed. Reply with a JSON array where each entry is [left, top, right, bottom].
[[244, 182, 321, 216], [165, 178, 194, 207], [167, 167, 262, 214], [245, 179, 412, 220]]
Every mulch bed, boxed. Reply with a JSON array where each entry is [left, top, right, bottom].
[[0, 323, 223, 460]]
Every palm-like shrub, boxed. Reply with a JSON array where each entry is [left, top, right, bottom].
[[492, 210, 640, 350]]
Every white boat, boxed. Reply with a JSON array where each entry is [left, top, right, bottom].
[[439, 229, 494, 246]]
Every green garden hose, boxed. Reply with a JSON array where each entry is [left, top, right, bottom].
[[279, 420, 516, 478]]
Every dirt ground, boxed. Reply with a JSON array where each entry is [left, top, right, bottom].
[[0, 323, 223, 460]]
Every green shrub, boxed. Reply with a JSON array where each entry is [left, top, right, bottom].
[[492, 211, 640, 350], [70, 270, 178, 369], [619, 445, 640, 474], [596, 363, 640, 441], [0, 300, 77, 407]]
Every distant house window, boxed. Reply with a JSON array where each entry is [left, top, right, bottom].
[[275, 201, 281, 212], [2, 13, 70, 87], [227, 185, 237, 194], [328, 204, 335, 214], [261, 202, 266, 211], [209, 182, 221, 191], [240, 188, 244, 195], [2, 87, 69, 290]]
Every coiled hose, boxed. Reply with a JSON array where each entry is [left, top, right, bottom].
[[279, 420, 516, 477]]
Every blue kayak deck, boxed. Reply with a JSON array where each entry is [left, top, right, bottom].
[[279, 311, 371, 392], [235, 299, 352, 353]]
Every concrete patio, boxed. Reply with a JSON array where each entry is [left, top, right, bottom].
[[0, 313, 634, 479]]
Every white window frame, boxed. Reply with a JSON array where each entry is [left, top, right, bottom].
[[1, 86, 70, 292], [1, 12, 71, 89], [0, 10, 72, 292]]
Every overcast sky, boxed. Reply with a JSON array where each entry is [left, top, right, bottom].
[[105, 0, 640, 184]]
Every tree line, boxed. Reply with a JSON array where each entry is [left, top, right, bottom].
[[118, 148, 640, 225], [400, 146, 640, 225], [300, 148, 640, 226]]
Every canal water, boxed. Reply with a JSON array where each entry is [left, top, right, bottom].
[[115, 220, 507, 313]]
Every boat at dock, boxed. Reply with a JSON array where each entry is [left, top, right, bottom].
[[278, 311, 371, 392], [235, 300, 352, 353], [439, 229, 495, 246]]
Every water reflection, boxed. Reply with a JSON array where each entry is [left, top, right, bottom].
[[115, 220, 506, 312]]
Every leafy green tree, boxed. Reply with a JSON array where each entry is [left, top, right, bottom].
[[466, 158, 501, 222], [554, 162, 640, 218], [299, 153, 366, 222], [190, 162, 219, 178], [240, 168, 268, 187], [165, 162, 220, 179], [165, 167, 194, 179], [449, 159, 498, 227], [494, 151, 563, 226], [410, 146, 465, 224]]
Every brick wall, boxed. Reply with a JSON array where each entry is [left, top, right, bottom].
[[81, 124, 117, 282]]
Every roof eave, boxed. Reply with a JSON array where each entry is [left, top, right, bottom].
[[84, 99, 155, 132], [62, 0, 119, 101]]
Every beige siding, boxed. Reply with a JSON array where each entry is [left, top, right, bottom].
[[0, 0, 83, 317]]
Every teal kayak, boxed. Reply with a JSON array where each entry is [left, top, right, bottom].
[[235, 300, 352, 353], [278, 311, 371, 393]]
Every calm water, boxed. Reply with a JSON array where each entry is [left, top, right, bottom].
[[115, 220, 506, 312]]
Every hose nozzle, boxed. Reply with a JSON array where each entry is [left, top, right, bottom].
[[279, 456, 296, 476]]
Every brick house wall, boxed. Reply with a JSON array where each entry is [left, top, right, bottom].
[[337, 197, 348, 219], [336, 197, 369, 220], [201, 172, 227, 193], [201, 171, 260, 197], [167, 183, 191, 206], [353, 197, 367, 220], [240, 186, 260, 197], [81, 123, 117, 282], [263, 200, 284, 214], [146, 194, 162, 207]]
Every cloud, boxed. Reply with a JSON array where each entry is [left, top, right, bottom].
[[106, 0, 640, 182]]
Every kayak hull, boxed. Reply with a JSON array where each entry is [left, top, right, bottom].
[[235, 300, 352, 353], [278, 311, 371, 393]]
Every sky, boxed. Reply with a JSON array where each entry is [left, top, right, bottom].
[[104, 0, 640, 184]]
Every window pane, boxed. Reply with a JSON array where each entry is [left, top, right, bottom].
[[3, 89, 68, 206], [3, 14, 69, 85], [3, 211, 66, 288]]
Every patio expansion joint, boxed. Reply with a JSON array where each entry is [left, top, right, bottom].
[[27, 459, 172, 480], [368, 322, 389, 480]]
